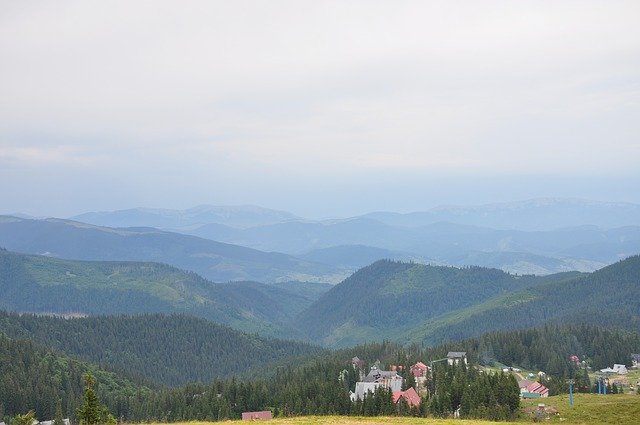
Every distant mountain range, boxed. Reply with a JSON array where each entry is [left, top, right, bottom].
[[55, 198, 640, 276], [71, 204, 299, 229], [182, 219, 639, 274], [362, 198, 640, 230], [0, 215, 344, 283], [70, 198, 640, 231]]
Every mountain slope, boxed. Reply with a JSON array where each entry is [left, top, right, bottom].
[[0, 312, 323, 387], [0, 248, 320, 337], [299, 244, 423, 269], [296, 260, 544, 347], [0, 216, 342, 283], [297, 257, 640, 348], [400, 255, 640, 346]]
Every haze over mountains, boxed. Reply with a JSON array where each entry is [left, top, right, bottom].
[[0, 215, 343, 283], [1, 196, 639, 349], [37, 198, 640, 276]]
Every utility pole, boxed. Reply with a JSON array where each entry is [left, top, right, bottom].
[[566, 379, 575, 407]]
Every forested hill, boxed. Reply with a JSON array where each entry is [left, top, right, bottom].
[[400, 255, 640, 346], [0, 332, 146, 421], [0, 312, 323, 387], [296, 260, 552, 347], [0, 248, 325, 338], [0, 315, 640, 422], [0, 215, 341, 283]]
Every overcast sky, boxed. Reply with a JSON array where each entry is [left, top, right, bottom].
[[1, 0, 639, 218]]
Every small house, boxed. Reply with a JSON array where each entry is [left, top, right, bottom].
[[351, 382, 381, 401], [518, 379, 549, 398], [352, 356, 365, 369], [241, 411, 272, 421], [352, 366, 404, 400], [631, 354, 640, 368], [612, 364, 628, 375], [392, 387, 421, 408], [363, 366, 403, 391], [447, 351, 467, 366], [411, 362, 428, 378]]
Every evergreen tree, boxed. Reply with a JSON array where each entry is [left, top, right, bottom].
[[53, 400, 65, 425], [13, 411, 36, 425], [76, 374, 115, 425]]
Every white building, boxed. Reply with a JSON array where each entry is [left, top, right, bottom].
[[447, 351, 467, 366], [612, 364, 628, 375]]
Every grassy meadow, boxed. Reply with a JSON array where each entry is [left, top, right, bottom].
[[137, 393, 639, 425]]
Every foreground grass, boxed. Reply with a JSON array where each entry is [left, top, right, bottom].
[[521, 393, 639, 424], [138, 393, 639, 425], [147, 419, 507, 425]]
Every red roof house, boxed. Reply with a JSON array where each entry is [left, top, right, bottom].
[[241, 411, 272, 420], [411, 362, 428, 378], [518, 380, 549, 398], [392, 387, 421, 408]]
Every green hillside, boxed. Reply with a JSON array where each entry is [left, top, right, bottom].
[[400, 255, 640, 346], [0, 248, 318, 338], [296, 257, 640, 348], [297, 260, 546, 347], [0, 312, 323, 387], [0, 332, 147, 420]]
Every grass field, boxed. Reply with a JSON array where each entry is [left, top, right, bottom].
[[139, 393, 639, 425]]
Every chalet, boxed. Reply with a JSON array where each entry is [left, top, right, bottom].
[[38, 420, 70, 425], [411, 362, 428, 378], [241, 411, 272, 420], [352, 356, 365, 369], [351, 366, 404, 400], [447, 351, 467, 366], [518, 379, 549, 398], [392, 387, 421, 408], [363, 367, 403, 391], [352, 382, 381, 401], [612, 364, 628, 375], [631, 354, 640, 368]]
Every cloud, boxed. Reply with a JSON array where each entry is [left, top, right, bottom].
[[0, 1, 639, 215], [0, 144, 104, 166]]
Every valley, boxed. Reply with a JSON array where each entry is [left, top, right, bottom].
[[1, 200, 639, 424]]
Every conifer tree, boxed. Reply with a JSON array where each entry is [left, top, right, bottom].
[[76, 374, 115, 425], [53, 400, 65, 425], [13, 410, 36, 425]]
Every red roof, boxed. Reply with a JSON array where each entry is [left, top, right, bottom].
[[518, 380, 549, 397], [241, 411, 272, 420], [414, 362, 427, 369], [392, 387, 421, 407]]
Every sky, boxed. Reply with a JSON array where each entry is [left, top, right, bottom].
[[1, 0, 639, 218]]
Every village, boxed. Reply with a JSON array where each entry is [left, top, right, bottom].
[[342, 351, 640, 410]]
